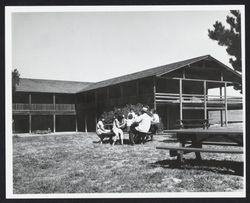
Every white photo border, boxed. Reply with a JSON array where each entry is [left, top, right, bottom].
[[5, 5, 246, 199]]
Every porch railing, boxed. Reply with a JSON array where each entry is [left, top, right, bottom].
[[155, 93, 243, 104], [13, 103, 76, 111]]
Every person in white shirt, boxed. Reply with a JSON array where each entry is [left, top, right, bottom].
[[130, 107, 151, 144], [96, 117, 111, 144], [150, 109, 160, 140], [135, 108, 152, 133]]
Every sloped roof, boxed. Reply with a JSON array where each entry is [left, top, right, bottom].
[[16, 78, 92, 94], [78, 54, 241, 92], [15, 55, 241, 94]]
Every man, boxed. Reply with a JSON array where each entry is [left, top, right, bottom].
[[130, 107, 151, 144], [96, 117, 111, 144]]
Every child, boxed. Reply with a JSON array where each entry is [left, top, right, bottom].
[[126, 109, 136, 132], [150, 109, 160, 140]]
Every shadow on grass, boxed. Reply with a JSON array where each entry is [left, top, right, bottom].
[[150, 159, 243, 176], [93, 140, 111, 144], [93, 139, 132, 145]]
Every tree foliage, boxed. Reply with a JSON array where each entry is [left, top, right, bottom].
[[208, 10, 241, 73], [100, 103, 145, 124], [12, 69, 20, 94]]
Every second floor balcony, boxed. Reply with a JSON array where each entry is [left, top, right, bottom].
[[13, 103, 76, 113]]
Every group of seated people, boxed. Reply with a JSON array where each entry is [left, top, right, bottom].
[[96, 106, 160, 145]]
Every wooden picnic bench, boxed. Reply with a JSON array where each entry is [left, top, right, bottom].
[[98, 132, 115, 144], [156, 128, 243, 163], [105, 122, 154, 144], [134, 131, 154, 144]]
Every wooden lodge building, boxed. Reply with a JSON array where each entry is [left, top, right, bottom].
[[13, 79, 92, 133], [13, 55, 242, 133]]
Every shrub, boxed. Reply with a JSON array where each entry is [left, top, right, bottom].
[[100, 103, 144, 124]]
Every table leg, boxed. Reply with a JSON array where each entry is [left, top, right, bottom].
[[177, 140, 185, 163], [193, 134, 202, 161]]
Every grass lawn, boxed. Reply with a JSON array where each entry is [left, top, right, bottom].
[[13, 132, 244, 194]]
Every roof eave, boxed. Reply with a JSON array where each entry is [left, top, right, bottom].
[[156, 55, 210, 77], [207, 55, 242, 79]]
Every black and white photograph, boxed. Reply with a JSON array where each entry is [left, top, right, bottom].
[[5, 5, 245, 198]]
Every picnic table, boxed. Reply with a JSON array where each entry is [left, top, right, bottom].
[[176, 119, 210, 129], [157, 128, 243, 163]]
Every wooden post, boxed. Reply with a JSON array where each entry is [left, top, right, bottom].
[[84, 114, 88, 133], [177, 140, 185, 163], [53, 114, 56, 133], [203, 81, 207, 121], [75, 115, 78, 132], [29, 114, 32, 133], [29, 93, 32, 133], [179, 79, 183, 128], [53, 94, 56, 133], [53, 94, 56, 110], [153, 77, 157, 110], [192, 135, 202, 160], [220, 72, 224, 127], [220, 86, 223, 126], [224, 82, 228, 126]]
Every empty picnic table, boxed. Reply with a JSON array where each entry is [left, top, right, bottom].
[[157, 128, 243, 163], [176, 119, 210, 129]]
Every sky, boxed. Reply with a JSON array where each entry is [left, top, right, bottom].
[[11, 7, 243, 95]]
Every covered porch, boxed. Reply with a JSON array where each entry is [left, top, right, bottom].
[[153, 76, 242, 129]]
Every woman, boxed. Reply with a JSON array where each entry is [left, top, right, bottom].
[[112, 115, 124, 146], [96, 117, 111, 144]]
